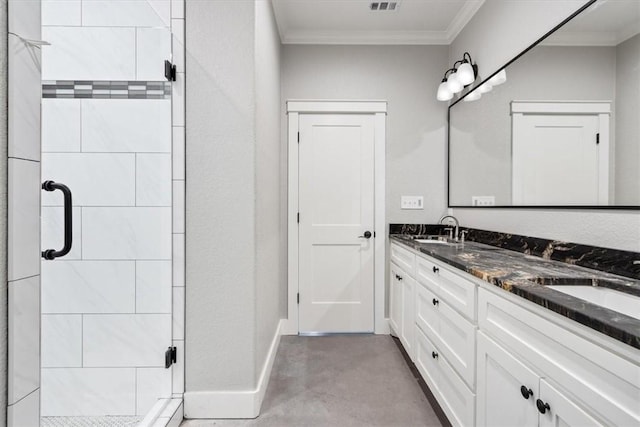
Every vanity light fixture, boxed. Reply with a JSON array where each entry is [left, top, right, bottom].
[[478, 82, 493, 94], [463, 68, 506, 102], [463, 90, 481, 102], [437, 52, 478, 101], [446, 70, 464, 94], [488, 69, 507, 86], [437, 72, 454, 101]]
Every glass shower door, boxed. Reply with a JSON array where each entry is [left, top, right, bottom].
[[38, 1, 174, 425]]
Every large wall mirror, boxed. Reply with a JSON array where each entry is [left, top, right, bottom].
[[448, 0, 640, 208]]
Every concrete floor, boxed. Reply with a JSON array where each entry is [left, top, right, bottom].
[[181, 335, 442, 426]]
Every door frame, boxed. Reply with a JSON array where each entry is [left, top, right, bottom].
[[284, 100, 388, 335], [510, 100, 611, 205]]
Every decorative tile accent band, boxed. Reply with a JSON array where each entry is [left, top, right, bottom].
[[42, 81, 171, 99]]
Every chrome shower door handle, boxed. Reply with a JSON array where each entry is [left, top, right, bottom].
[[42, 180, 73, 260]]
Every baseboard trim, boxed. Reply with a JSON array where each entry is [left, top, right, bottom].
[[376, 318, 391, 335], [184, 319, 283, 419], [281, 318, 297, 335]]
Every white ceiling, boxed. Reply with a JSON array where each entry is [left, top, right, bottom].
[[271, 0, 486, 45], [544, 0, 640, 46]]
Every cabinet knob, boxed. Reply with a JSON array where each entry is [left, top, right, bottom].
[[432, 298, 439, 306], [520, 386, 533, 400], [397, 275, 403, 281], [431, 351, 438, 359], [536, 399, 550, 414], [432, 266, 439, 273]]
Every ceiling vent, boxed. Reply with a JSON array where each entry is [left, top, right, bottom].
[[370, 1, 400, 11]]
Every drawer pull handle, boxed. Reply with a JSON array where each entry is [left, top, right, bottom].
[[432, 298, 439, 306], [431, 351, 438, 359], [520, 386, 533, 400], [536, 399, 550, 414], [432, 266, 439, 273]]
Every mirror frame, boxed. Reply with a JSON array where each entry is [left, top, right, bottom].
[[447, 0, 640, 210]]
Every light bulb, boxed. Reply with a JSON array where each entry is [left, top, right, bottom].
[[437, 81, 453, 101], [463, 90, 481, 102], [488, 69, 507, 86], [478, 82, 493, 93], [457, 62, 475, 86], [446, 72, 463, 94]]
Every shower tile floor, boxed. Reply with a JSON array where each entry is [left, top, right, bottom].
[[41, 416, 143, 427]]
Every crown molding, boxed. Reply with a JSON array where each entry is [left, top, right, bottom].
[[445, 0, 485, 44], [281, 29, 450, 45], [542, 26, 640, 47], [270, 0, 288, 44], [273, 0, 485, 45]]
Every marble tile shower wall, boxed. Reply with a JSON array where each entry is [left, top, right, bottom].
[[37, 0, 185, 418]]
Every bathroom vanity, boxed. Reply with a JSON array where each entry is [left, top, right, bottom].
[[389, 229, 640, 427]]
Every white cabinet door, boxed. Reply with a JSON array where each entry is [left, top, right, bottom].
[[538, 379, 605, 427], [477, 332, 539, 427], [400, 273, 415, 359], [389, 263, 402, 336]]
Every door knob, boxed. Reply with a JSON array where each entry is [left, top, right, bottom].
[[358, 231, 372, 239]]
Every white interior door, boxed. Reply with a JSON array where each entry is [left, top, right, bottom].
[[512, 113, 604, 205], [298, 114, 375, 333]]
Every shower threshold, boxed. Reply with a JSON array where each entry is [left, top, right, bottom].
[[41, 416, 143, 427]]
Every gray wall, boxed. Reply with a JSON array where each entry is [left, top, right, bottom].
[[450, 45, 616, 205], [254, 0, 282, 384], [615, 34, 640, 205], [282, 45, 449, 225], [449, 0, 640, 252], [186, 0, 258, 392], [1, 0, 8, 424], [281, 44, 449, 316], [185, 0, 282, 404]]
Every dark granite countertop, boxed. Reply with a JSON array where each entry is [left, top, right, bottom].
[[390, 234, 640, 350]]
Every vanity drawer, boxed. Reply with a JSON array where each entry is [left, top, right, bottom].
[[415, 327, 476, 427], [390, 242, 415, 275], [437, 299, 476, 388], [417, 254, 477, 321], [415, 281, 439, 338], [416, 281, 476, 388]]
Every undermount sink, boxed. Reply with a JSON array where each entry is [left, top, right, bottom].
[[547, 285, 640, 320], [415, 239, 452, 245]]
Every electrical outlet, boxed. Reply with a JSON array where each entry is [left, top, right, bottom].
[[472, 196, 495, 206], [401, 196, 424, 210]]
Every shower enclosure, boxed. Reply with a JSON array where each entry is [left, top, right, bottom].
[[7, 1, 186, 425]]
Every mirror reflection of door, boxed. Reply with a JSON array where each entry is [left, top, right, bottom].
[[511, 101, 610, 206]]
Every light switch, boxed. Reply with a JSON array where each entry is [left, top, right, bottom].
[[401, 196, 423, 210], [472, 196, 495, 206]]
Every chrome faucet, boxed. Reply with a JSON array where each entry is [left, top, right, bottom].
[[439, 215, 460, 241]]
